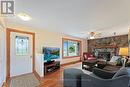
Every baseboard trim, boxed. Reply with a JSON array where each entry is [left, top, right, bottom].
[[61, 60, 81, 66], [33, 70, 43, 82]]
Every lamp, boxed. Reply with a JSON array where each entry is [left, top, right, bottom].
[[119, 47, 128, 67], [119, 47, 128, 57]]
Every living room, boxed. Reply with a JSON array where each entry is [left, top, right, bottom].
[[0, 0, 130, 87]]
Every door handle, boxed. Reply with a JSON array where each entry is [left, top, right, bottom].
[[30, 55, 33, 58]]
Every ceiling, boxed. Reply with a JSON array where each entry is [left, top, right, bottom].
[[5, 0, 130, 38]]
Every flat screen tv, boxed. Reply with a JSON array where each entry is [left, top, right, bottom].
[[43, 47, 60, 61]]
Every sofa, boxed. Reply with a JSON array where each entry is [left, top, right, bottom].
[[81, 73, 129, 87], [64, 68, 130, 87], [82, 55, 128, 72]]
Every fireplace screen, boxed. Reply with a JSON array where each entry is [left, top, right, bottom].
[[98, 52, 111, 61]]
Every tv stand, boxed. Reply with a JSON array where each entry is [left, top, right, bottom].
[[44, 61, 60, 75], [46, 60, 55, 64]]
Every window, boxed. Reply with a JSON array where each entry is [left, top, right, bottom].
[[15, 36, 29, 55], [63, 38, 81, 57]]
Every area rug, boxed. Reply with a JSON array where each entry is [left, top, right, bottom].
[[10, 73, 40, 87]]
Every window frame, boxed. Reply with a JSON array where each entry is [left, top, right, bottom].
[[62, 38, 82, 58]]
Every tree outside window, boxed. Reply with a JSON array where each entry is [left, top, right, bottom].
[[63, 39, 81, 57]]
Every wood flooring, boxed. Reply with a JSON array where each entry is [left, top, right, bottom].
[[5, 62, 81, 87], [38, 62, 81, 87]]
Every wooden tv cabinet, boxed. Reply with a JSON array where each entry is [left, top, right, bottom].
[[44, 61, 60, 75]]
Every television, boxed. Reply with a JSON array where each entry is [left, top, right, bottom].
[[43, 47, 60, 61]]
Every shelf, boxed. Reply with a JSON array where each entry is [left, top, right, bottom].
[[44, 61, 60, 75]]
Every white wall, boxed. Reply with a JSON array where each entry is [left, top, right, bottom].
[[35, 54, 44, 77], [0, 18, 6, 87], [0, 26, 3, 87]]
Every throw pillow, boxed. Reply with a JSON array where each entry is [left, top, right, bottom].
[[112, 67, 128, 79], [125, 58, 130, 67], [110, 56, 121, 63], [116, 58, 122, 66]]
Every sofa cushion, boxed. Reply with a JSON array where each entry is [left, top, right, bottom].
[[112, 67, 128, 78], [93, 68, 115, 79], [116, 58, 123, 66]]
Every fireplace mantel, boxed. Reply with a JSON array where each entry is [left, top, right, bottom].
[[88, 34, 128, 53], [93, 45, 118, 49]]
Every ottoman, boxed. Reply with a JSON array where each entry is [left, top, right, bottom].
[[64, 68, 83, 87]]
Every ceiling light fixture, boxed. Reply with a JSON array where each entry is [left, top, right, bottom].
[[89, 32, 102, 39], [89, 32, 95, 39], [17, 13, 31, 21]]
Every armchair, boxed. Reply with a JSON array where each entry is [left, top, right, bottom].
[[83, 52, 96, 60]]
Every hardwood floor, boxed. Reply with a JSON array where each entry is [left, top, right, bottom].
[[38, 62, 81, 87]]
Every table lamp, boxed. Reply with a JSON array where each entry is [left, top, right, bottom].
[[119, 47, 128, 67], [119, 47, 128, 57]]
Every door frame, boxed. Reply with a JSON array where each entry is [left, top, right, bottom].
[[6, 28, 35, 82]]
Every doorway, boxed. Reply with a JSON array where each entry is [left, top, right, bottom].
[[6, 28, 35, 82]]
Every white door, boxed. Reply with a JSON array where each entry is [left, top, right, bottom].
[[10, 32, 33, 77]]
